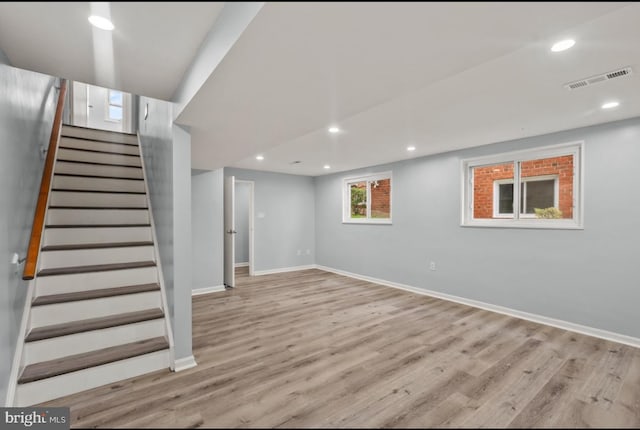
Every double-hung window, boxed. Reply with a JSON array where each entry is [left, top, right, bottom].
[[343, 171, 392, 224], [461, 142, 583, 229]]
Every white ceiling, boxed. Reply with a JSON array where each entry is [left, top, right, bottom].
[[0, 2, 224, 100], [1, 2, 639, 177], [177, 2, 639, 176]]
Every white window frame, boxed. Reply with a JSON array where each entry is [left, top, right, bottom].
[[106, 89, 123, 123], [493, 175, 559, 219], [342, 171, 392, 224], [461, 141, 584, 229]]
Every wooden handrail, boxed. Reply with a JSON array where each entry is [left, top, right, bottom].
[[23, 79, 68, 280]]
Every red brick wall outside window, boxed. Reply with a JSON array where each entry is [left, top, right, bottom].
[[473, 155, 573, 219]]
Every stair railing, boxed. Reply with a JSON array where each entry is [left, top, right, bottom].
[[23, 79, 68, 280]]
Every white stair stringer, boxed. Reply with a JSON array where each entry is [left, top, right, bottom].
[[14, 349, 170, 407], [9, 126, 174, 406]]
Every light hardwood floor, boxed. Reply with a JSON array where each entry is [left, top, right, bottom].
[[39, 267, 640, 428]]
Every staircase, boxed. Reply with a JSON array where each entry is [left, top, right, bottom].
[[14, 125, 173, 406]]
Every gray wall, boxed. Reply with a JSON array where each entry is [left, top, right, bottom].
[[315, 117, 640, 339], [0, 48, 10, 65], [138, 96, 174, 322], [191, 169, 224, 289], [0, 64, 57, 404], [234, 182, 250, 264], [225, 168, 315, 272], [172, 125, 193, 359]]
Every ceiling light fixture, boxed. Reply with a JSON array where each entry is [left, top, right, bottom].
[[323, 165, 331, 169], [601, 101, 620, 109], [551, 39, 575, 52], [88, 15, 114, 31], [255, 155, 264, 161], [328, 126, 340, 134], [407, 145, 416, 152]]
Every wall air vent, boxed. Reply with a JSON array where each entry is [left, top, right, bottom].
[[564, 66, 633, 91]]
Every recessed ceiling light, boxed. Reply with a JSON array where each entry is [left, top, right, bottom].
[[88, 15, 114, 31], [255, 155, 264, 161], [323, 165, 331, 169], [551, 39, 575, 52], [601, 101, 620, 109], [407, 145, 416, 152], [328, 126, 340, 134]]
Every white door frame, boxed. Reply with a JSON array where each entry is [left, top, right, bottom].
[[235, 179, 255, 276]]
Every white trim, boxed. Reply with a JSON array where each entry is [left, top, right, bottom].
[[253, 265, 317, 276], [342, 171, 392, 224], [235, 262, 249, 267], [174, 355, 198, 372], [462, 141, 584, 229], [315, 265, 640, 350], [137, 133, 176, 371], [192, 285, 226, 296], [493, 175, 559, 218]]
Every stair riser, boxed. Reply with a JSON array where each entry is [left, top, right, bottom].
[[60, 137, 140, 155], [35, 267, 158, 295], [52, 175, 146, 193], [23, 319, 166, 365], [57, 148, 142, 167], [30, 292, 162, 328], [43, 226, 152, 247], [62, 126, 138, 145], [46, 209, 149, 225], [15, 350, 169, 406], [55, 161, 143, 180], [39, 246, 155, 269], [50, 191, 147, 208]]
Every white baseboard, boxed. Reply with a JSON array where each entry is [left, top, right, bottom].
[[174, 355, 198, 372], [192, 285, 226, 296], [316, 265, 640, 349], [235, 262, 249, 268], [253, 264, 317, 276]]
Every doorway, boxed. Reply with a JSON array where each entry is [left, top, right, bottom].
[[69, 81, 133, 133], [224, 177, 254, 288]]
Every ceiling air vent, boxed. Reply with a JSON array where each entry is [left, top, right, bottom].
[[564, 66, 633, 91]]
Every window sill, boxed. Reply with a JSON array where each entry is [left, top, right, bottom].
[[343, 219, 392, 225], [461, 220, 583, 230]]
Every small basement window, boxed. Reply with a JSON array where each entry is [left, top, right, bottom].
[[107, 90, 123, 122], [461, 142, 583, 229], [343, 171, 392, 224]]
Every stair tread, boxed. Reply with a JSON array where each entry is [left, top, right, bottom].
[[32, 283, 160, 307], [60, 134, 139, 147], [56, 159, 143, 168], [38, 261, 156, 276], [45, 224, 151, 228], [51, 188, 146, 194], [18, 336, 168, 384], [42, 241, 153, 251], [54, 173, 144, 181], [59, 146, 141, 157], [48, 206, 148, 210], [26, 308, 164, 341], [62, 124, 137, 137]]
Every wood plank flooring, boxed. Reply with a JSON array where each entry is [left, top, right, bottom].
[[38, 267, 640, 428]]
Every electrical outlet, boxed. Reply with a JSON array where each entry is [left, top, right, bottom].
[[306, 249, 311, 255], [297, 249, 301, 256], [430, 261, 436, 271]]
